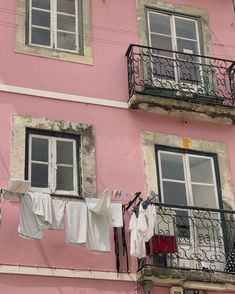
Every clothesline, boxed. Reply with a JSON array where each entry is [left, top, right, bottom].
[[0, 187, 148, 202]]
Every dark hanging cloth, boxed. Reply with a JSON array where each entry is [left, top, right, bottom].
[[113, 193, 141, 274], [225, 242, 235, 273], [113, 205, 130, 273], [113, 227, 120, 273], [122, 205, 129, 273]]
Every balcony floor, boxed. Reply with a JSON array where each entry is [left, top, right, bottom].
[[128, 93, 235, 124], [138, 265, 235, 291]]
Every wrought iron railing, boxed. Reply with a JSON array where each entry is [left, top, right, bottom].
[[126, 44, 235, 107], [139, 202, 235, 273]]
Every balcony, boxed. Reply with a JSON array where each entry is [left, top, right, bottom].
[[126, 44, 235, 123], [138, 203, 235, 289]]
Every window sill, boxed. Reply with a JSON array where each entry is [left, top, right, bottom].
[[15, 44, 93, 65], [3, 191, 84, 203]]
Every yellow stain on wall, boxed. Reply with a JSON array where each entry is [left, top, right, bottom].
[[183, 137, 190, 149]]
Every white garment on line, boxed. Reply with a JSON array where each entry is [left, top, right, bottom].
[[129, 212, 146, 258], [144, 204, 157, 241], [18, 193, 43, 239], [30, 192, 52, 229], [49, 198, 65, 230], [65, 200, 87, 244], [137, 204, 148, 242], [86, 189, 111, 252], [110, 203, 123, 227], [86, 188, 110, 216]]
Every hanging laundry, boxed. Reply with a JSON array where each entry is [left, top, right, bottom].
[[129, 212, 146, 258], [110, 203, 123, 227], [86, 189, 111, 252], [145, 235, 177, 254], [30, 192, 52, 229], [113, 227, 120, 272], [145, 204, 157, 241], [49, 198, 65, 230], [18, 193, 43, 239], [121, 205, 129, 273], [65, 200, 87, 244], [137, 203, 157, 243]]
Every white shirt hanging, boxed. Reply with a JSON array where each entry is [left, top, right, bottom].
[[129, 212, 146, 258], [65, 200, 87, 244], [18, 193, 43, 239], [49, 198, 65, 230], [110, 203, 123, 227], [30, 192, 52, 229], [86, 189, 111, 252]]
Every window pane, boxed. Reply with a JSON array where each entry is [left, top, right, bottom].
[[175, 18, 197, 40], [178, 60, 200, 82], [152, 57, 175, 80], [57, 14, 75, 32], [189, 157, 214, 184], [56, 140, 74, 164], [32, 0, 50, 10], [175, 210, 190, 238], [162, 181, 187, 206], [31, 137, 48, 162], [31, 163, 48, 187], [31, 28, 50, 46], [151, 34, 173, 57], [32, 10, 50, 27], [160, 153, 185, 181], [192, 184, 217, 208], [57, 0, 75, 14], [149, 12, 171, 35], [57, 32, 76, 50], [195, 212, 221, 245], [56, 166, 74, 190], [177, 39, 199, 55]]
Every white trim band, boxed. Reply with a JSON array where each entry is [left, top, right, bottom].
[[0, 264, 136, 282], [0, 84, 128, 109]]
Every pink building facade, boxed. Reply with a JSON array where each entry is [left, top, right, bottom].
[[0, 0, 235, 293]]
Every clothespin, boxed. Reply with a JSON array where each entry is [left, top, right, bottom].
[[116, 190, 121, 198]]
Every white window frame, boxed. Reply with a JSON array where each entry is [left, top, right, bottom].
[[29, 0, 79, 53], [147, 11, 204, 91], [28, 133, 78, 196], [157, 150, 220, 208]]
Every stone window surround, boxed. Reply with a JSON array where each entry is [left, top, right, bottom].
[[16, 0, 93, 64], [136, 0, 212, 56], [11, 114, 96, 198], [141, 131, 234, 209]]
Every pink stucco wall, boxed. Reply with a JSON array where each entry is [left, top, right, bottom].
[[0, 274, 136, 294], [0, 0, 235, 293], [0, 0, 235, 100]]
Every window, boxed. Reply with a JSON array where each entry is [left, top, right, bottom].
[[156, 148, 220, 209], [147, 11, 202, 84], [11, 115, 96, 197], [136, 1, 212, 58], [156, 147, 221, 235], [148, 12, 201, 58], [16, 0, 92, 64], [26, 130, 79, 195], [29, 0, 81, 52]]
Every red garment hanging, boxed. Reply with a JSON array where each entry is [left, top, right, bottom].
[[145, 235, 177, 254]]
